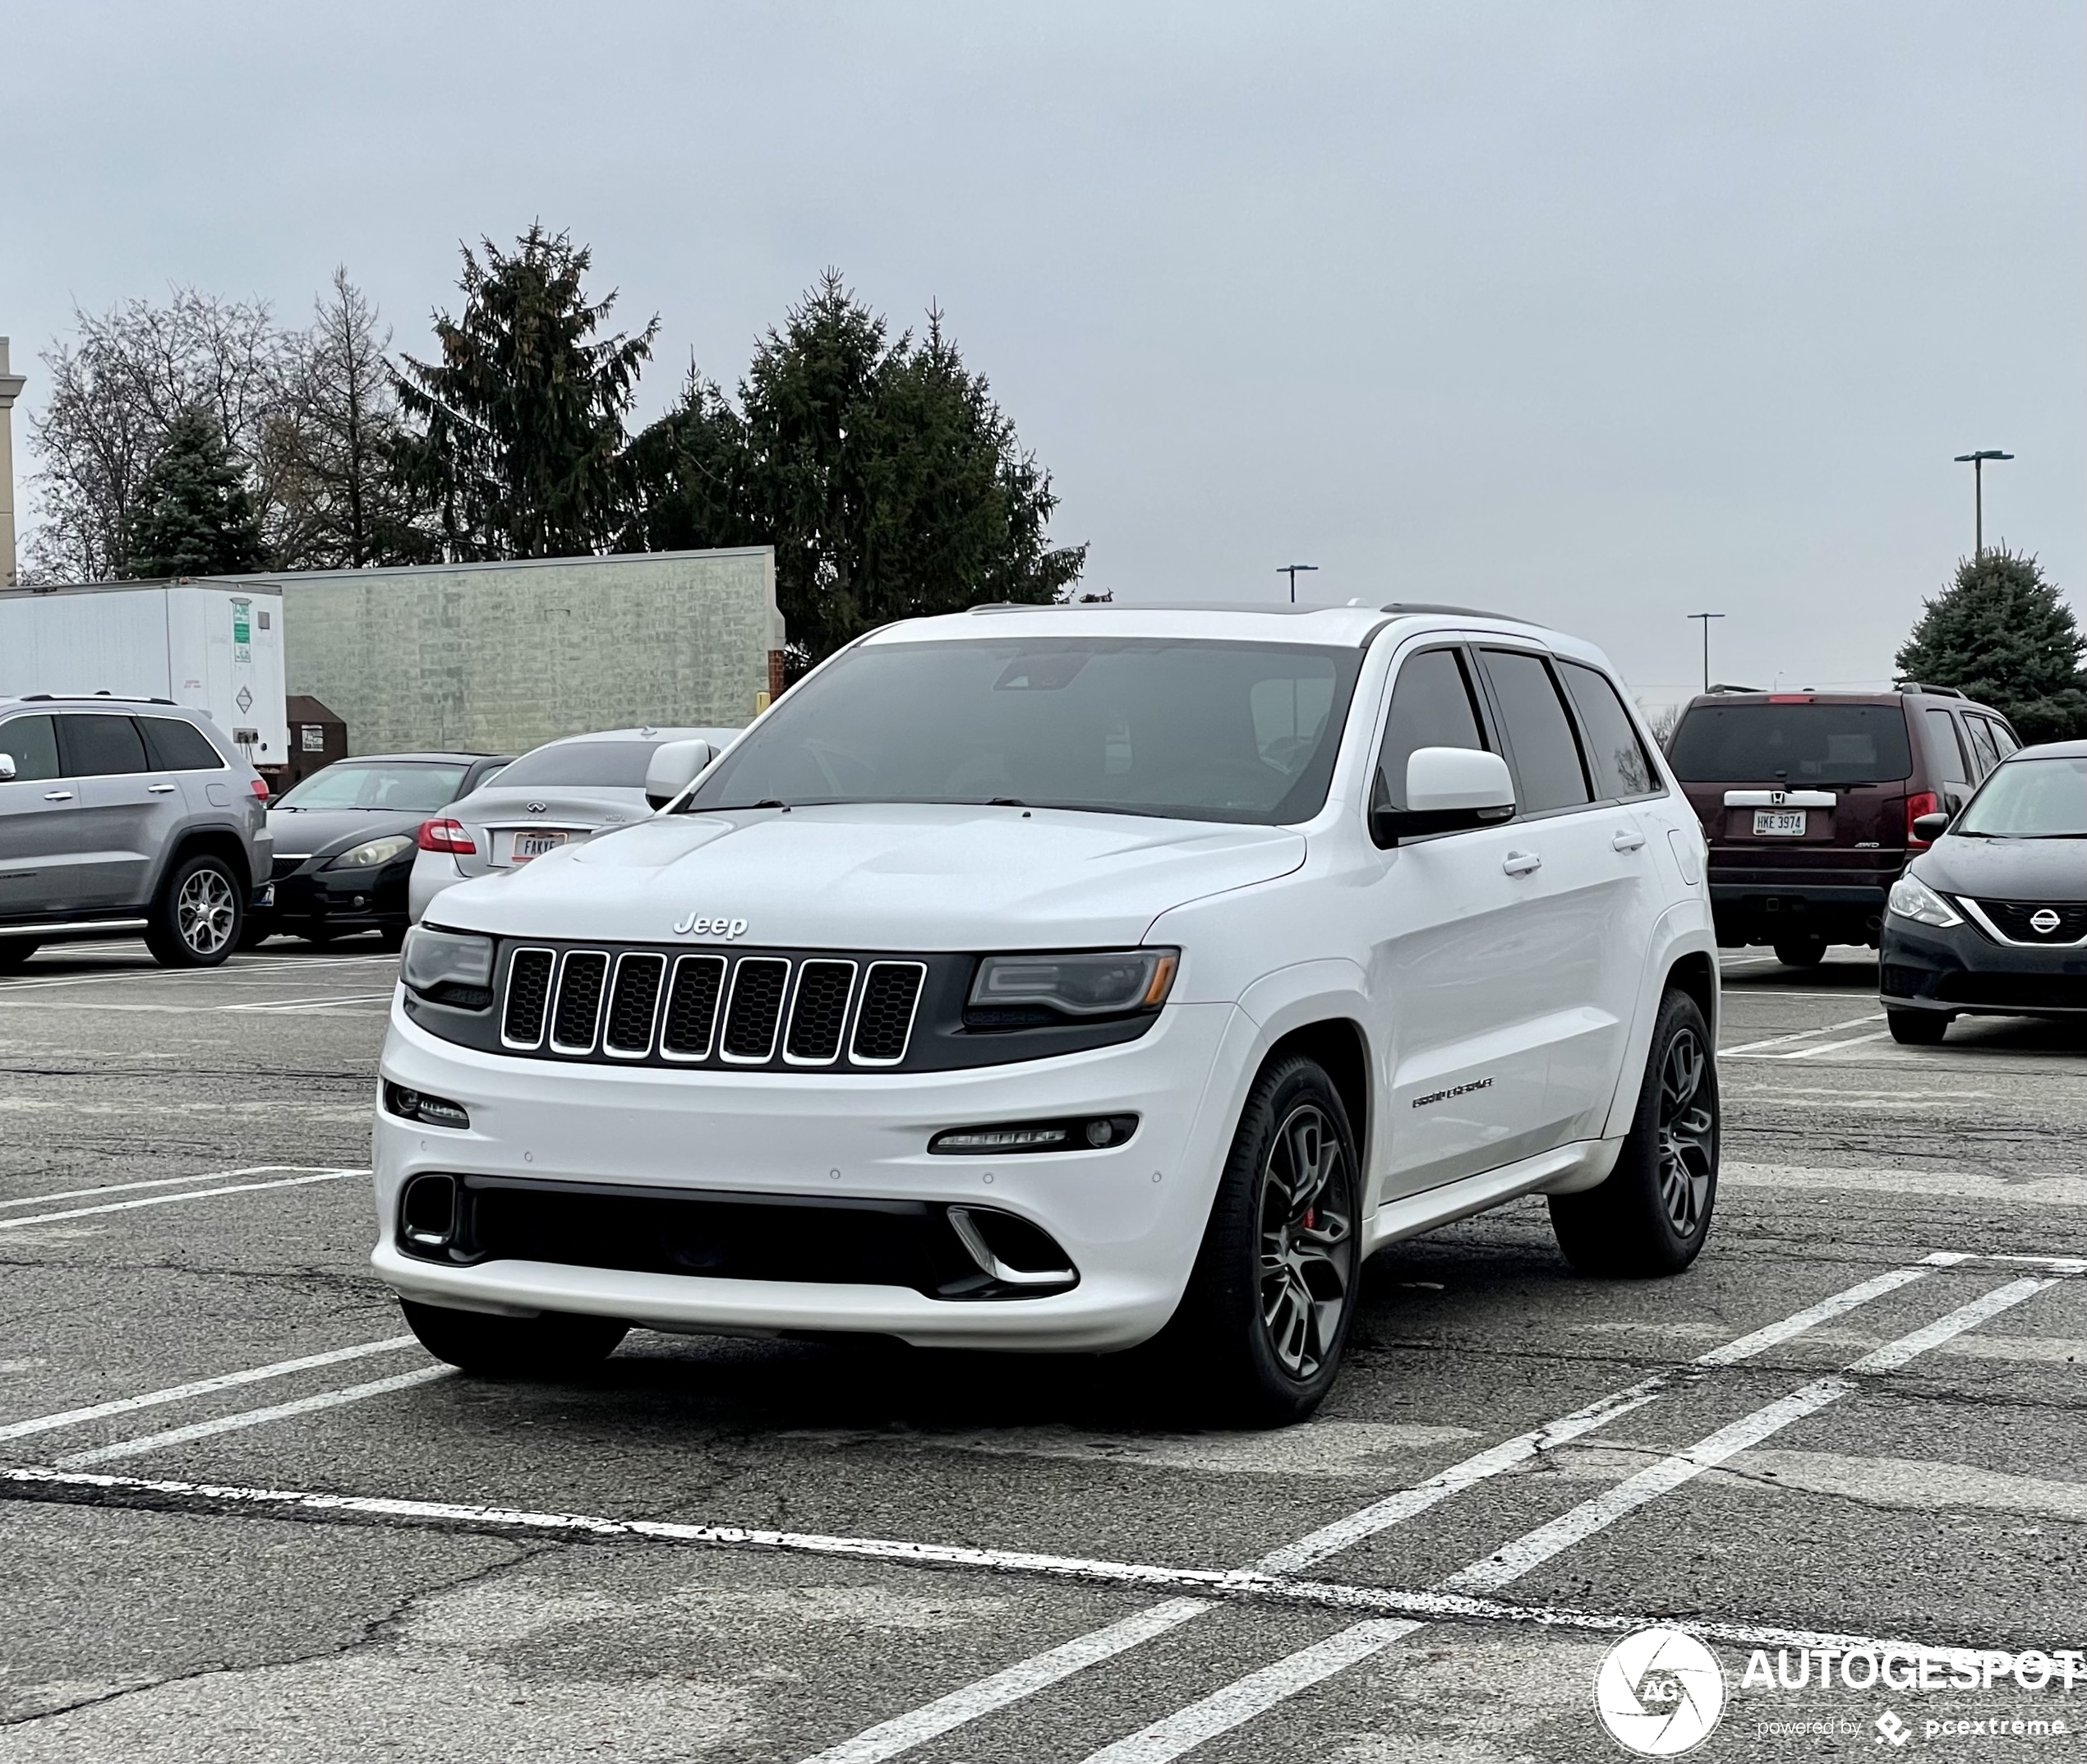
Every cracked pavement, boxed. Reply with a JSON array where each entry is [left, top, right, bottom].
[[0, 940, 2082, 1761]]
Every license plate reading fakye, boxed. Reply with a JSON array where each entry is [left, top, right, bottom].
[[1753, 809, 1808, 836], [511, 831, 569, 864]]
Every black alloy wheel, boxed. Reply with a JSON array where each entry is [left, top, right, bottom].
[[1161, 1054, 1361, 1424], [1550, 988, 1720, 1277]]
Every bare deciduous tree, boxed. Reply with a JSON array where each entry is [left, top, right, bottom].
[[24, 288, 293, 582], [274, 268, 432, 569]]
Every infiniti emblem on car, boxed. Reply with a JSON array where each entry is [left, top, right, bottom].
[[527, 802, 546, 813], [2031, 909, 2063, 936]]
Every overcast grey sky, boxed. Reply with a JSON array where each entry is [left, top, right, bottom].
[[6, 2, 2080, 702]]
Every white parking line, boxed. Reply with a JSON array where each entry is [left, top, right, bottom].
[[55, 1365, 451, 1467], [0, 953, 395, 994], [0, 1465, 2042, 1667], [0, 1338, 416, 1443], [1081, 1273, 2071, 1763], [1771, 1029, 1895, 1060], [0, 1167, 367, 1231], [1721, 1013, 1883, 1056], [782, 1262, 1937, 1762], [0, 1164, 350, 1214], [219, 993, 395, 1014], [798, 1601, 1212, 1764]]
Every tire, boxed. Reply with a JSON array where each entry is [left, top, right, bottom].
[[1773, 936, 1828, 970], [238, 914, 274, 951], [376, 923, 408, 953], [1160, 1055, 1362, 1425], [399, 1298, 629, 1377], [1887, 1007, 1950, 1046], [144, 854, 244, 968], [1550, 990, 1719, 1278], [0, 941, 39, 974]]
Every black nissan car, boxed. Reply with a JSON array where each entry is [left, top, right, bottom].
[[1879, 739, 2087, 1043], [255, 753, 510, 949]]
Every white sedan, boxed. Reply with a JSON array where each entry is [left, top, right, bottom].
[[407, 726, 739, 923]]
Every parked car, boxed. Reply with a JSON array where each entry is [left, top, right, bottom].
[[258, 753, 511, 951], [0, 693, 272, 970], [406, 726, 740, 924], [375, 604, 1718, 1423], [1879, 739, 2087, 1043], [1665, 683, 2021, 965]]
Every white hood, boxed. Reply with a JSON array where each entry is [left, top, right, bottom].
[[426, 803, 1306, 949]]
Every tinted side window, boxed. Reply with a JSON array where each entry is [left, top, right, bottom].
[[1373, 647, 1486, 811], [137, 716, 226, 772], [1983, 717, 2020, 758], [1962, 716, 2000, 778], [57, 713, 149, 778], [0, 715, 62, 783], [1479, 649, 1592, 814], [1559, 661, 1659, 799], [1925, 709, 1970, 787]]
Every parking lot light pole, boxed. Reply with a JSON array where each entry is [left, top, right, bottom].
[[1687, 611, 1725, 693], [1278, 564, 1318, 604], [1952, 450, 2013, 555]]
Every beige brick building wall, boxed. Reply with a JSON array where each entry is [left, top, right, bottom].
[[242, 548, 781, 757]]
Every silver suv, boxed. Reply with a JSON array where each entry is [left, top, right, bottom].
[[0, 695, 274, 971]]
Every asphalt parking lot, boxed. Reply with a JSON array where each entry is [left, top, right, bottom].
[[1, 940, 2082, 1762]]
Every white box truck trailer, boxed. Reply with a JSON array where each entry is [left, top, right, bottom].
[[0, 581, 290, 773]]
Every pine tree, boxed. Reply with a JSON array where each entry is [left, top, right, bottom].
[[394, 224, 657, 560], [122, 407, 268, 578], [1895, 550, 2087, 744], [628, 272, 1085, 673]]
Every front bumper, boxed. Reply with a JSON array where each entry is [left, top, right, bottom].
[[372, 995, 1251, 1351], [1880, 916, 2087, 1016], [270, 858, 413, 932]]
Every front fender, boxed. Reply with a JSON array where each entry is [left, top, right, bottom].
[[1599, 900, 1720, 1143]]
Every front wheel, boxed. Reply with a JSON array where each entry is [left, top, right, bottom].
[[1550, 989, 1719, 1277], [145, 854, 243, 968], [399, 1299, 629, 1376], [1161, 1055, 1361, 1425], [1887, 1007, 1950, 1046]]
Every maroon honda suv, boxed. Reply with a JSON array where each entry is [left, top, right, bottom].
[[1666, 684, 2022, 965]]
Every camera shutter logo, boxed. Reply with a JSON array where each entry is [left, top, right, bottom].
[[1594, 1627, 1725, 1756]]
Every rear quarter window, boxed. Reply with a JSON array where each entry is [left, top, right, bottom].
[[1559, 661, 1661, 799], [138, 716, 226, 772], [1668, 703, 1913, 785]]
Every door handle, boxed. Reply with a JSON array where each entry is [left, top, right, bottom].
[[43, 790, 74, 802], [1611, 828, 1647, 852], [148, 784, 178, 794], [1502, 849, 1542, 876]]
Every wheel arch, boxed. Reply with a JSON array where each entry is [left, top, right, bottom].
[[1261, 1017, 1371, 1170], [158, 827, 254, 899]]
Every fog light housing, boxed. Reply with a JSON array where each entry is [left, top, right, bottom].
[[383, 1080, 472, 1131], [928, 1114, 1138, 1155], [399, 1172, 458, 1252]]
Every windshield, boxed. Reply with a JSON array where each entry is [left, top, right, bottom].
[[684, 638, 1365, 825], [275, 762, 468, 813], [493, 741, 660, 790], [1668, 703, 1913, 785], [1954, 755, 2087, 839]]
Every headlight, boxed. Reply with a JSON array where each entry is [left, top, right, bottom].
[[400, 927, 495, 1010], [327, 833, 417, 870], [1887, 873, 1961, 928], [968, 948, 1179, 1022]]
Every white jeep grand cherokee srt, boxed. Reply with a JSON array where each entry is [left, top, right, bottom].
[[375, 601, 1718, 1422]]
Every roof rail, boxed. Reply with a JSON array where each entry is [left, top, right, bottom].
[[1894, 680, 1966, 698], [11, 691, 180, 706], [1380, 601, 1535, 623]]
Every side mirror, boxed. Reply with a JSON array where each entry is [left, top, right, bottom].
[[1911, 810, 1953, 843], [0, 754, 15, 783], [1372, 747, 1517, 846], [644, 739, 714, 810]]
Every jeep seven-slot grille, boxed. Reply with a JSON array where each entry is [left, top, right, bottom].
[[502, 949, 555, 1047], [508, 946, 927, 1071]]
